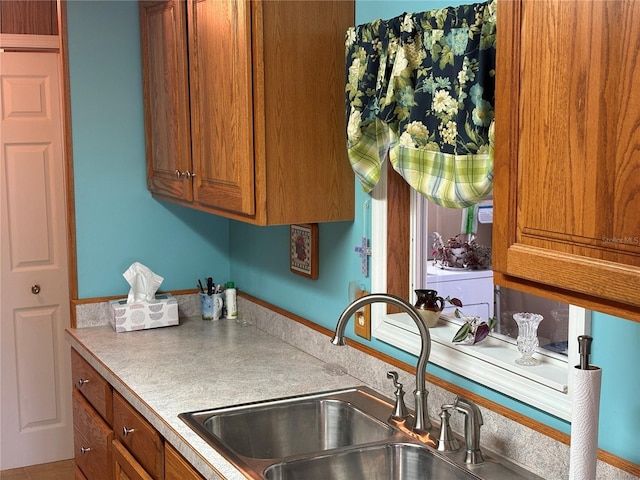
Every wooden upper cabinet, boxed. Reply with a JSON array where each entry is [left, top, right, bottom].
[[140, 0, 355, 225], [0, 0, 58, 35], [140, 0, 192, 201], [188, 0, 255, 216], [494, 0, 640, 320]]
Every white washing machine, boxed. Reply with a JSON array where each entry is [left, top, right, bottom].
[[425, 262, 494, 320]]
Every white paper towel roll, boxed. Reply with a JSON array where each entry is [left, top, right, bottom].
[[569, 366, 602, 480]]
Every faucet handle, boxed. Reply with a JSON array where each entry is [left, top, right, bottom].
[[436, 405, 460, 452], [387, 371, 409, 420], [387, 371, 402, 389]]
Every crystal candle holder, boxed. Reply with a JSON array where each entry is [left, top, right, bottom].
[[513, 312, 543, 366]]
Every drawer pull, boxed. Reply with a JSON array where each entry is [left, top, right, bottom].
[[122, 427, 135, 437], [80, 447, 91, 454], [77, 378, 89, 387]]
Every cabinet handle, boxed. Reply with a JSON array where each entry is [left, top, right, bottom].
[[122, 427, 135, 437], [80, 447, 91, 454], [175, 170, 196, 179], [31, 284, 41, 294], [77, 378, 89, 388]]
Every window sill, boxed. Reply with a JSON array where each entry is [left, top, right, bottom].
[[373, 311, 572, 420]]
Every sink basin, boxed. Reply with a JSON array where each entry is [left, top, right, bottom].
[[201, 398, 392, 458], [180, 386, 541, 480], [263, 443, 474, 480], [179, 387, 394, 460]]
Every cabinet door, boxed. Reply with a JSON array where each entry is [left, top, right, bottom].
[[113, 440, 154, 480], [140, 0, 192, 200], [0, 0, 58, 35], [75, 466, 88, 480], [113, 392, 163, 480], [73, 390, 113, 480], [188, 0, 255, 215], [494, 0, 640, 316], [165, 443, 204, 480]]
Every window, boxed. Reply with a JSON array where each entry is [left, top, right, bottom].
[[419, 195, 571, 360], [370, 165, 590, 421]]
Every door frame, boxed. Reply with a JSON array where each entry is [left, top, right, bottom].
[[59, 0, 79, 327]]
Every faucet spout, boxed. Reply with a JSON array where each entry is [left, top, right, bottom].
[[332, 293, 433, 432]]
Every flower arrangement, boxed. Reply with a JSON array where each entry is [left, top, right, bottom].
[[445, 296, 497, 344], [432, 232, 491, 270]]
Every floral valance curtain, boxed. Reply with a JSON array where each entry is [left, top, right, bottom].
[[345, 1, 496, 208]]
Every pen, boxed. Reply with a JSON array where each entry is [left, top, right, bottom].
[[198, 279, 205, 294], [207, 277, 213, 296]]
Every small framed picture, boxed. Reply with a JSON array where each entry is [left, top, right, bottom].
[[290, 223, 319, 279]]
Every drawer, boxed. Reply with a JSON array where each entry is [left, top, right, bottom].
[[113, 391, 163, 480], [165, 443, 204, 480], [73, 389, 113, 480], [71, 348, 113, 426]]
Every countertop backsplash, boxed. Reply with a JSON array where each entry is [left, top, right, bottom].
[[73, 294, 633, 480], [75, 293, 201, 328]]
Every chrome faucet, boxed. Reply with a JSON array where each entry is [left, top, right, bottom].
[[331, 293, 433, 432], [454, 396, 484, 464]]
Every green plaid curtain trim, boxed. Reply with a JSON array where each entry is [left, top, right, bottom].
[[347, 119, 395, 193], [389, 119, 494, 208], [390, 146, 493, 209]]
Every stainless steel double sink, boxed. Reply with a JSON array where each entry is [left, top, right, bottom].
[[179, 387, 540, 480]]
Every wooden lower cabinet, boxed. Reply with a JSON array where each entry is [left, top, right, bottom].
[[72, 349, 207, 479], [165, 443, 205, 480], [114, 440, 154, 480], [112, 392, 163, 479], [71, 349, 113, 425], [75, 466, 89, 479], [73, 389, 113, 480]]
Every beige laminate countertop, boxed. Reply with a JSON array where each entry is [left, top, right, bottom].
[[65, 317, 362, 480]]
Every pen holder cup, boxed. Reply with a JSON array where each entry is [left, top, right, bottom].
[[200, 293, 224, 321]]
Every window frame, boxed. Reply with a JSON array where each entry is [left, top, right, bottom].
[[370, 165, 591, 421]]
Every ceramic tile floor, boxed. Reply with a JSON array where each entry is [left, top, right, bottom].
[[0, 460, 74, 480]]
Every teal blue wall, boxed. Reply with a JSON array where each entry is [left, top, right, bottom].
[[66, 0, 639, 465], [67, 1, 230, 298]]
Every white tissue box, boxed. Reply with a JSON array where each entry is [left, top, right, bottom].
[[109, 294, 179, 333]]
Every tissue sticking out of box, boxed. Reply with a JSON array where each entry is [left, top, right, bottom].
[[123, 262, 163, 304], [110, 262, 178, 332]]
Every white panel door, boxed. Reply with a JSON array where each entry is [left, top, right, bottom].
[[1, 51, 73, 468]]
